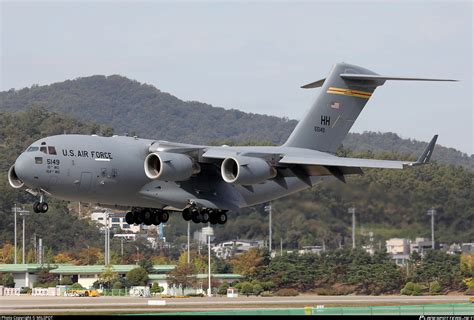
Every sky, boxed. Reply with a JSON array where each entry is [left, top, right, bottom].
[[1, 1, 473, 154]]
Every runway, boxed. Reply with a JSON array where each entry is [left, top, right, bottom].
[[0, 295, 471, 315]]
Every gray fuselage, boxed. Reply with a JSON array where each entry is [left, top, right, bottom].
[[13, 134, 325, 212]]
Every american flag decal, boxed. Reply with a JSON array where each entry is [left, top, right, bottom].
[[330, 101, 341, 109]]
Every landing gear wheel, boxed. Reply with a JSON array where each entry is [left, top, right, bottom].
[[200, 211, 210, 223], [209, 215, 218, 225], [191, 211, 201, 224], [159, 211, 170, 223], [134, 210, 144, 225], [143, 209, 153, 226], [182, 208, 192, 221], [152, 212, 162, 225], [125, 211, 134, 225], [217, 212, 227, 225], [33, 201, 41, 213], [39, 202, 48, 213]]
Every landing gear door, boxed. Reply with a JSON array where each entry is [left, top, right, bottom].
[[79, 172, 92, 192]]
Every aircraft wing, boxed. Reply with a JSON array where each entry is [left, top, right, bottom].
[[280, 134, 438, 169], [279, 155, 407, 169]]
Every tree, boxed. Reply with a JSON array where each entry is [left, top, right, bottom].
[[240, 282, 254, 296], [34, 268, 58, 288], [253, 284, 264, 296], [429, 280, 442, 294], [97, 265, 119, 289], [168, 263, 197, 295], [1, 273, 15, 288], [70, 283, 84, 290], [126, 267, 149, 286], [230, 248, 265, 278], [151, 282, 164, 295], [54, 252, 79, 264], [218, 282, 230, 295], [60, 276, 73, 286], [139, 259, 154, 273]]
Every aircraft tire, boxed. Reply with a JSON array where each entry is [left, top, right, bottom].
[[209, 215, 218, 225], [33, 201, 41, 213], [200, 211, 210, 223], [160, 211, 170, 223], [125, 211, 134, 225], [134, 210, 144, 224], [143, 209, 153, 226], [152, 212, 161, 225], [39, 202, 48, 213], [182, 209, 192, 221], [217, 212, 227, 225], [191, 213, 201, 224]]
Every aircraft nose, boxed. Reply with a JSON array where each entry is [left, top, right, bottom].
[[14, 153, 32, 183]]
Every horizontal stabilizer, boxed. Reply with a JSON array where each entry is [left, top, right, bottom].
[[340, 74, 458, 82], [301, 78, 326, 88]]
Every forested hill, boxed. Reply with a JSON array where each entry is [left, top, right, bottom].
[[1, 75, 472, 170]]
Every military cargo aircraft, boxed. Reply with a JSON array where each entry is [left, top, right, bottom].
[[8, 63, 454, 226]]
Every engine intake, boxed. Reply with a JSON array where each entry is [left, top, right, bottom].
[[221, 156, 276, 185], [144, 152, 200, 181], [8, 165, 24, 189]]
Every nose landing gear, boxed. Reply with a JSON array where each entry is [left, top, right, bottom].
[[33, 193, 48, 213]]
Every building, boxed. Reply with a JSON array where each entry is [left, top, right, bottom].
[[386, 238, 410, 255], [410, 237, 435, 255], [49, 264, 174, 291], [298, 246, 324, 255], [0, 264, 44, 288], [0, 264, 243, 295], [212, 240, 264, 259], [391, 253, 410, 266], [90, 209, 140, 233]]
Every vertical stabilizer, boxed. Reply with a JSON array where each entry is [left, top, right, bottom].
[[284, 63, 380, 153]]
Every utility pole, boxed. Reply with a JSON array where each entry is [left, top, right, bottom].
[[120, 238, 124, 262], [13, 204, 17, 264], [187, 221, 190, 264], [38, 238, 43, 265], [280, 237, 283, 256], [264, 204, 272, 254], [104, 211, 110, 265], [20, 210, 30, 264], [135, 246, 139, 265], [202, 226, 214, 297], [348, 207, 356, 249], [427, 209, 437, 249], [33, 233, 37, 263]]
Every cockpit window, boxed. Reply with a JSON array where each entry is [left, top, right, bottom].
[[27, 146, 39, 152], [48, 146, 57, 155], [40, 146, 48, 154]]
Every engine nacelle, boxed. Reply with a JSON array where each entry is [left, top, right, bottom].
[[8, 165, 24, 189], [221, 156, 277, 185], [144, 152, 200, 181]]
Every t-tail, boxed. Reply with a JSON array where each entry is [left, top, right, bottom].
[[284, 62, 456, 153]]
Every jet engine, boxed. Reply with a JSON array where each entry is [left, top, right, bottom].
[[144, 152, 200, 181], [8, 165, 24, 189], [221, 156, 277, 185]]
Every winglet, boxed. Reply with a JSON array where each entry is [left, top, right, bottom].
[[407, 135, 438, 167]]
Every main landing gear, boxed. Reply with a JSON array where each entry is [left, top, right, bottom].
[[33, 193, 48, 213], [125, 208, 169, 226], [182, 207, 227, 225]]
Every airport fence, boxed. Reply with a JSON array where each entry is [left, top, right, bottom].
[[306, 304, 474, 316], [101, 289, 130, 296], [151, 304, 474, 316]]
